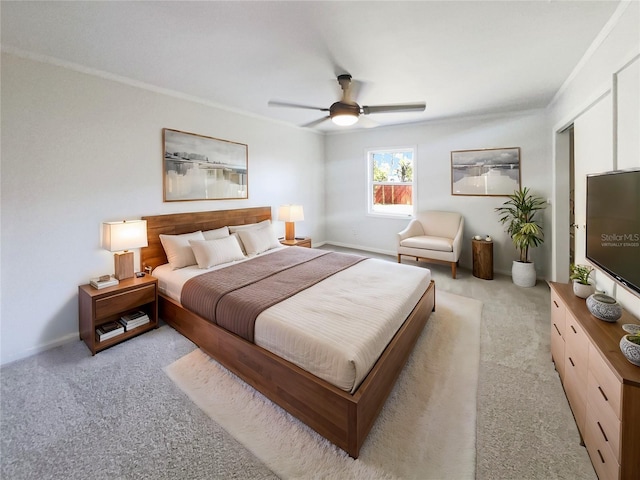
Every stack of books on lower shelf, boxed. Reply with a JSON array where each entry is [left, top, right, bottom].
[[95, 321, 124, 342], [119, 311, 150, 331]]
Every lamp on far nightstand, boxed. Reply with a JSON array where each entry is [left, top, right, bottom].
[[278, 204, 304, 241], [102, 220, 148, 280]]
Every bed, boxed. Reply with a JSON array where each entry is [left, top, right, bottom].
[[141, 207, 436, 458]]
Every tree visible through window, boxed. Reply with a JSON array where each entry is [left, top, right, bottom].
[[367, 147, 415, 216]]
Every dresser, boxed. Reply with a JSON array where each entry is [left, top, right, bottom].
[[549, 282, 640, 480]]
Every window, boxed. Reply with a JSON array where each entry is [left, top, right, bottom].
[[367, 147, 416, 217]]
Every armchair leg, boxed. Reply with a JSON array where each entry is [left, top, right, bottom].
[[397, 254, 402, 263], [451, 262, 457, 279]]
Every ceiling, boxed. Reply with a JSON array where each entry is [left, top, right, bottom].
[[1, 1, 621, 132]]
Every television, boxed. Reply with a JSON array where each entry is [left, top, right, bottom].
[[586, 168, 640, 296]]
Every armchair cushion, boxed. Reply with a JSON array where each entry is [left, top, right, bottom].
[[400, 235, 452, 253]]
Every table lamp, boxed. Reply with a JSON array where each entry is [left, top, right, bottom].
[[102, 220, 148, 280], [278, 205, 304, 241]]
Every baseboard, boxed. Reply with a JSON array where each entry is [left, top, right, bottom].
[[323, 241, 524, 278], [323, 241, 397, 258], [1, 332, 79, 366]]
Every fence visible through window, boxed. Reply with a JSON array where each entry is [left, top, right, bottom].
[[368, 147, 415, 216]]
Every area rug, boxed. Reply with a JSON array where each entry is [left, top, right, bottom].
[[165, 290, 482, 479]]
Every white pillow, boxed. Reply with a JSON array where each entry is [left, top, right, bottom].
[[236, 224, 281, 256], [159, 231, 205, 269], [189, 236, 245, 269], [230, 232, 247, 255], [203, 226, 229, 240], [228, 219, 271, 233]]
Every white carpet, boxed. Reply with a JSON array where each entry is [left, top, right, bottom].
[[165, 290, 482, 480]]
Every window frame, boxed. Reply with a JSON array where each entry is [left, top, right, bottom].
[[366, 146, 417, 218]]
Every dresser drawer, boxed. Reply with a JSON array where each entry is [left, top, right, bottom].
[[564, 353, 587, 430], [585, 406, 621, 480], [563, 312, 589, 430], [588, 345, 622, 418], [551, 290, 567, 335], [550, 290, 566, 337], [95, 284, 156, 320], [551, 323, 565, 379], [587, 371, 621, 462], [565, 311, 589, 368]]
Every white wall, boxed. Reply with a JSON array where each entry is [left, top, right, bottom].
[[617, 56, 640, 170], [548, 0, 639, 315], [573, 93, 613, 263], [0, 53, 325, 364], [325, 110, 551, 278]]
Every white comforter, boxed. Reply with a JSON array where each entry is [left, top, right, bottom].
[[154, 251, 430, 392]]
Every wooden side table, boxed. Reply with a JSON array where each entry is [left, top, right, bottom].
[[280, 237, 311, 248], [472, 239, 493, 280], [78, 275, 158, 355]]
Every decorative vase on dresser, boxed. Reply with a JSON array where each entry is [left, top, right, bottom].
[[549, 282, 640, 480], [586, 293, 623, 322]]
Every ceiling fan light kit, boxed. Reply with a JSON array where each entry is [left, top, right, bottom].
[[269, 74, 426, 128], [330, 102, 360, 125], [331, 114, 359, 126]]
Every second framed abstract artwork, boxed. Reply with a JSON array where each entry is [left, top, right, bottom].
[[451, 147, 520, 196], [163, 128, 248, 201]]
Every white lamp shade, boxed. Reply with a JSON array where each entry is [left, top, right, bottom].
[[278, 205, 304, 222], [102, 220, 148, 252]]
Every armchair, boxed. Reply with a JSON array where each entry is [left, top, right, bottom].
[[397, 211, 464, 278]]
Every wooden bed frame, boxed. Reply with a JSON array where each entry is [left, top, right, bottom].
[[141, 207, 436, 458]]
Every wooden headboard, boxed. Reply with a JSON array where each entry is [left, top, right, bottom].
[[141, 206, 272, 272]]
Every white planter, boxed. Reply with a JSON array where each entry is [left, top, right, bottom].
[[573, 280, 595, 299], [511, 261, 536, 287]]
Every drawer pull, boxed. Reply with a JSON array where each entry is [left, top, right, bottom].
[[571, 325, 577, 334], [553, 300, 559, 308], [597, 449, 605, 464], [597, 386, 608, 402], [569, 357, 575, 367], [596, 421, 608, 442], [553, 324, 561, 335]]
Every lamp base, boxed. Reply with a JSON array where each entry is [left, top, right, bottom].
[[284, 222, 295, 241], [114, 251, 134, 280]]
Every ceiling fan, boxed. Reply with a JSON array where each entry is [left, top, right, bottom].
[[268, 74, 426, 127]]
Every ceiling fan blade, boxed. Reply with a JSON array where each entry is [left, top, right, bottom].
[[301, 116, 330, 128], [268, 100, 329, 112], [361, 103, 426, 115]]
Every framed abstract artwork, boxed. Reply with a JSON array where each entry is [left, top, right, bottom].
[[451, 147, 520, 196], [163, 128, 248, 201]]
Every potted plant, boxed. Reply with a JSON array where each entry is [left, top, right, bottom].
[[569, 264, 595, 298], [495, 187, 546, 287], [620, 326, 640, 366]]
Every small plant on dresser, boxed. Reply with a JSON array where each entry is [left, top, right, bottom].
[[569, 264, 595, 298]]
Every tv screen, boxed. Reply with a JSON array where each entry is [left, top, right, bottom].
[[586, 169, 640, 296]]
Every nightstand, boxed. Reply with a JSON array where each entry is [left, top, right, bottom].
[[78, 275, 158, 355], [280, 237, 312, 248]]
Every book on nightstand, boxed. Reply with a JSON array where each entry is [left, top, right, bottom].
[[90, 276, 119, 290], [96, 321, 124, 342]]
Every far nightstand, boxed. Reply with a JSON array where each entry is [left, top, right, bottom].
[[280, 237, 312, 248], [78, 275, 158, 355]]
